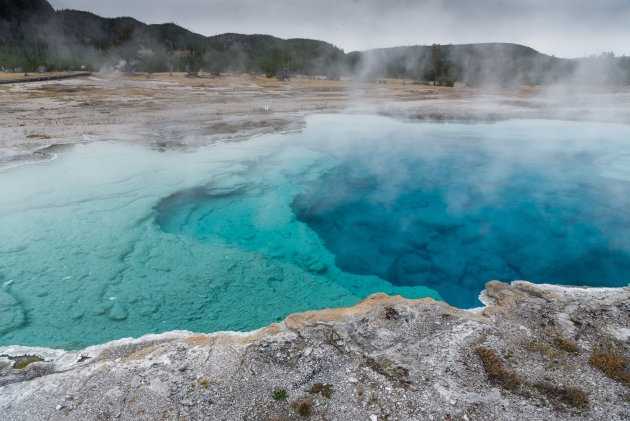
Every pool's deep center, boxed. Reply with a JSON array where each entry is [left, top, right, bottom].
[[156, 118, 630, 309]]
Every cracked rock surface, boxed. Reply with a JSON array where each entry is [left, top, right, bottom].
[[1, 281, 629, 420]]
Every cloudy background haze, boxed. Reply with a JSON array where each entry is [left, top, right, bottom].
[[48, 0, 630, 58]]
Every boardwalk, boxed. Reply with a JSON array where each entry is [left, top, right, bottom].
[[0, 72, 91, 84]]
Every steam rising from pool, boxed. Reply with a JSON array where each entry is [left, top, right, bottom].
[[1, 115, 630, 349], [291, 120, 630, 307]]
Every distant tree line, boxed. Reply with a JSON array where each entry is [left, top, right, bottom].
[[0, 22, 348, 78], [1, 1, 629, 86]]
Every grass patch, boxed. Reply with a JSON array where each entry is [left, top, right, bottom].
[[291, 396, 315, 416], [533, 383, 589, 409], [308, 383, 333, 398], [589, 349, 630, 385], [519, 338, 561, 359], [272, 388, 288, 401], [475, 347, 520, 391], [554, 338, 579, 353]]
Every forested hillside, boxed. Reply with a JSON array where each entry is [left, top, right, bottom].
[[1, 0, 629, 85]]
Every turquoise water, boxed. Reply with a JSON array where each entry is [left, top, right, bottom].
[[2, 115, 630, 349]]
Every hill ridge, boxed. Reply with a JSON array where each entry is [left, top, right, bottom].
[[0, 0, 628, 85]]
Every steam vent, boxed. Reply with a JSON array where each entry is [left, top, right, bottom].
[[2, 0, 630, 419]]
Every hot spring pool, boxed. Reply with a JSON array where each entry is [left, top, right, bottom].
[[2, 115, 630, 349]]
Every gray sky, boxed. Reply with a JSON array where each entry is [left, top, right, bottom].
[[48, 0, 630, 58]]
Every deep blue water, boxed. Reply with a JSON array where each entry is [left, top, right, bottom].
[[155, 116, 630, 309], [289, 119, 630, 308], [153, 116, 630, 309]]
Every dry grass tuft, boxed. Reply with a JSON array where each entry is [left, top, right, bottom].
[[291, 396, 315, 416], [308, 383, 333, 398], [589, 349, 630, 385], [554, 337, 579, 354], [475, 347, 520, 391], [534, 382, 589, 409]]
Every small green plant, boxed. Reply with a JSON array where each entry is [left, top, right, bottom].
[[475, 347, 520, 391], [272, 388, 288, 401], [198, 379, 210, 389], [368, 392, 379, 404], [554, 338, 579, 353]]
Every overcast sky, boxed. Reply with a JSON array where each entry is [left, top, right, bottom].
[[48, 0, 630, 58]]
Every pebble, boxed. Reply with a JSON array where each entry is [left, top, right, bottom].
[[303, 347, 313, 357], [348, 377, 358, 383], [131, 375, 142, 388], [56, 404, 63, 410], [369, 415, 378, 421]]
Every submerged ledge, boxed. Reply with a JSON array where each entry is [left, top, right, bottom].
[[1, 281, 629, 420]]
